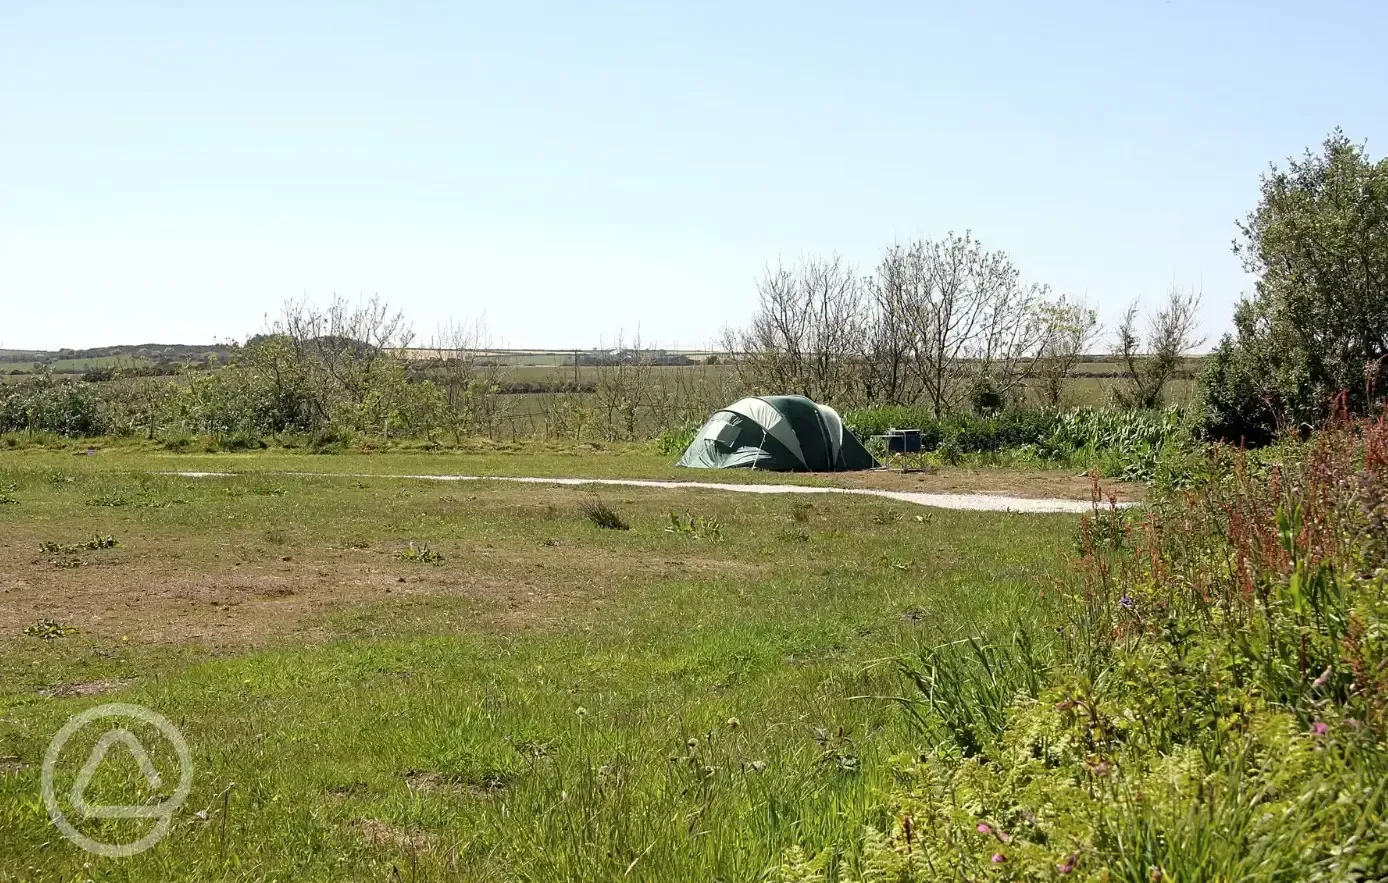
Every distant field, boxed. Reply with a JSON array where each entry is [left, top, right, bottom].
[[0, 355, 153, 374], [1, 351, 1204, 432]]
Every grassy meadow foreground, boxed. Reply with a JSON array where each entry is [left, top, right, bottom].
[[0, 448, 1079, 880], [3, 424, 1386, 882]]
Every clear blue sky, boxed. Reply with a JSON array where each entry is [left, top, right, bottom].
[[3, 1, 1385, 351]]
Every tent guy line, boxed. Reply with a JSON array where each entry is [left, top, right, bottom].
[[162, 471, 1133, 514]]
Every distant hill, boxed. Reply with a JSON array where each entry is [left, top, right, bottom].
[[0, 343, 236, 375]]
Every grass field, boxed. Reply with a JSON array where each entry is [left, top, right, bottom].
[[0, 449, 1084, 881]]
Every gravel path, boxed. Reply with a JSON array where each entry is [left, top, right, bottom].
[[169, 471, 1125, 514]]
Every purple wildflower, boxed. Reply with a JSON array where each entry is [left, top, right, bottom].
[[1312, 720, 1329, 736], [991, 853, 1006, 864], [1119, 594, 1136, 611], [976, 822, 991, 835]]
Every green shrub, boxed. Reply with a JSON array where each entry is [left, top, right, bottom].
[[655, 421, 699, 457], [0, 378, 108, 436], [779, 411, 1388, 880], [844, 405, 1195, 483], [211, 431, 268, 452], [308, 427, 354, 453], [1200, 130, 1388, 445], [843, 406, 943, 446], [1195, 336, 1286, 447]]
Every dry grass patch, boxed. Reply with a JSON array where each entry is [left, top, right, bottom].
[[355, 818, 433, 853]]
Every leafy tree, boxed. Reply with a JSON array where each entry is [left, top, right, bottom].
[[1204, 130, 1388, 441]]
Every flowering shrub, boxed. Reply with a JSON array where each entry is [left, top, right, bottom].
[[776, 406, 1388, 881]]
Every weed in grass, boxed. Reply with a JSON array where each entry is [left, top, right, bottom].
[[85, 493, 129, 507], [395, 542, 444, 563], [872, 506, 902, 525], [1076, 499, 1131, 555], [813, 727, 861, 774], [789, 501, 814, 523], [580, 498, 630, 530], [39, 535, 118, 554], [665, 511, 724, 540], [0, 491, 16, 505], [23, 618, 75, 639], [824, 411, 1388, 880]]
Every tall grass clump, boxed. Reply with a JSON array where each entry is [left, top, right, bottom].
[[781, 405, 1388, 881], [580, 498, 630, 531]]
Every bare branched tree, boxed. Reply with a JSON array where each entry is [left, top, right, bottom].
[[593, 330, 656, 440], [862, 244, 923, 405], [889, 233, 1050, 417], [724, 256, 866, 404], [1112, 287, 1205, 409], [725, 236, 1057, 415], [1035, 297, 1101, 407], [430, 316, 503, 443]]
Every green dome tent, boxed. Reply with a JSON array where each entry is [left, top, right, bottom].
[[676, 395, 878, 471]]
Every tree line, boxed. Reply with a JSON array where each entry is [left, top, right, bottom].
[[720, 233, 1203, 416], [3, 129, 1385, 449], [724, 129, 1388, 445]]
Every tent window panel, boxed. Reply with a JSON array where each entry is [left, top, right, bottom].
[[712, 420, 742, 447]]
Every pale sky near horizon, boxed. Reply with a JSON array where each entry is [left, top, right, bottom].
[[3, 1, 1386, 352]]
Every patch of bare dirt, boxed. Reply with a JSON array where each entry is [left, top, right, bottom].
[[404, 768, 506, 798], [0, 526, 744, 647], [40, 678, 131, 698], [0, 756, 25, 775], [356, 818, 432, 852], [325, 781, 369, 799]]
